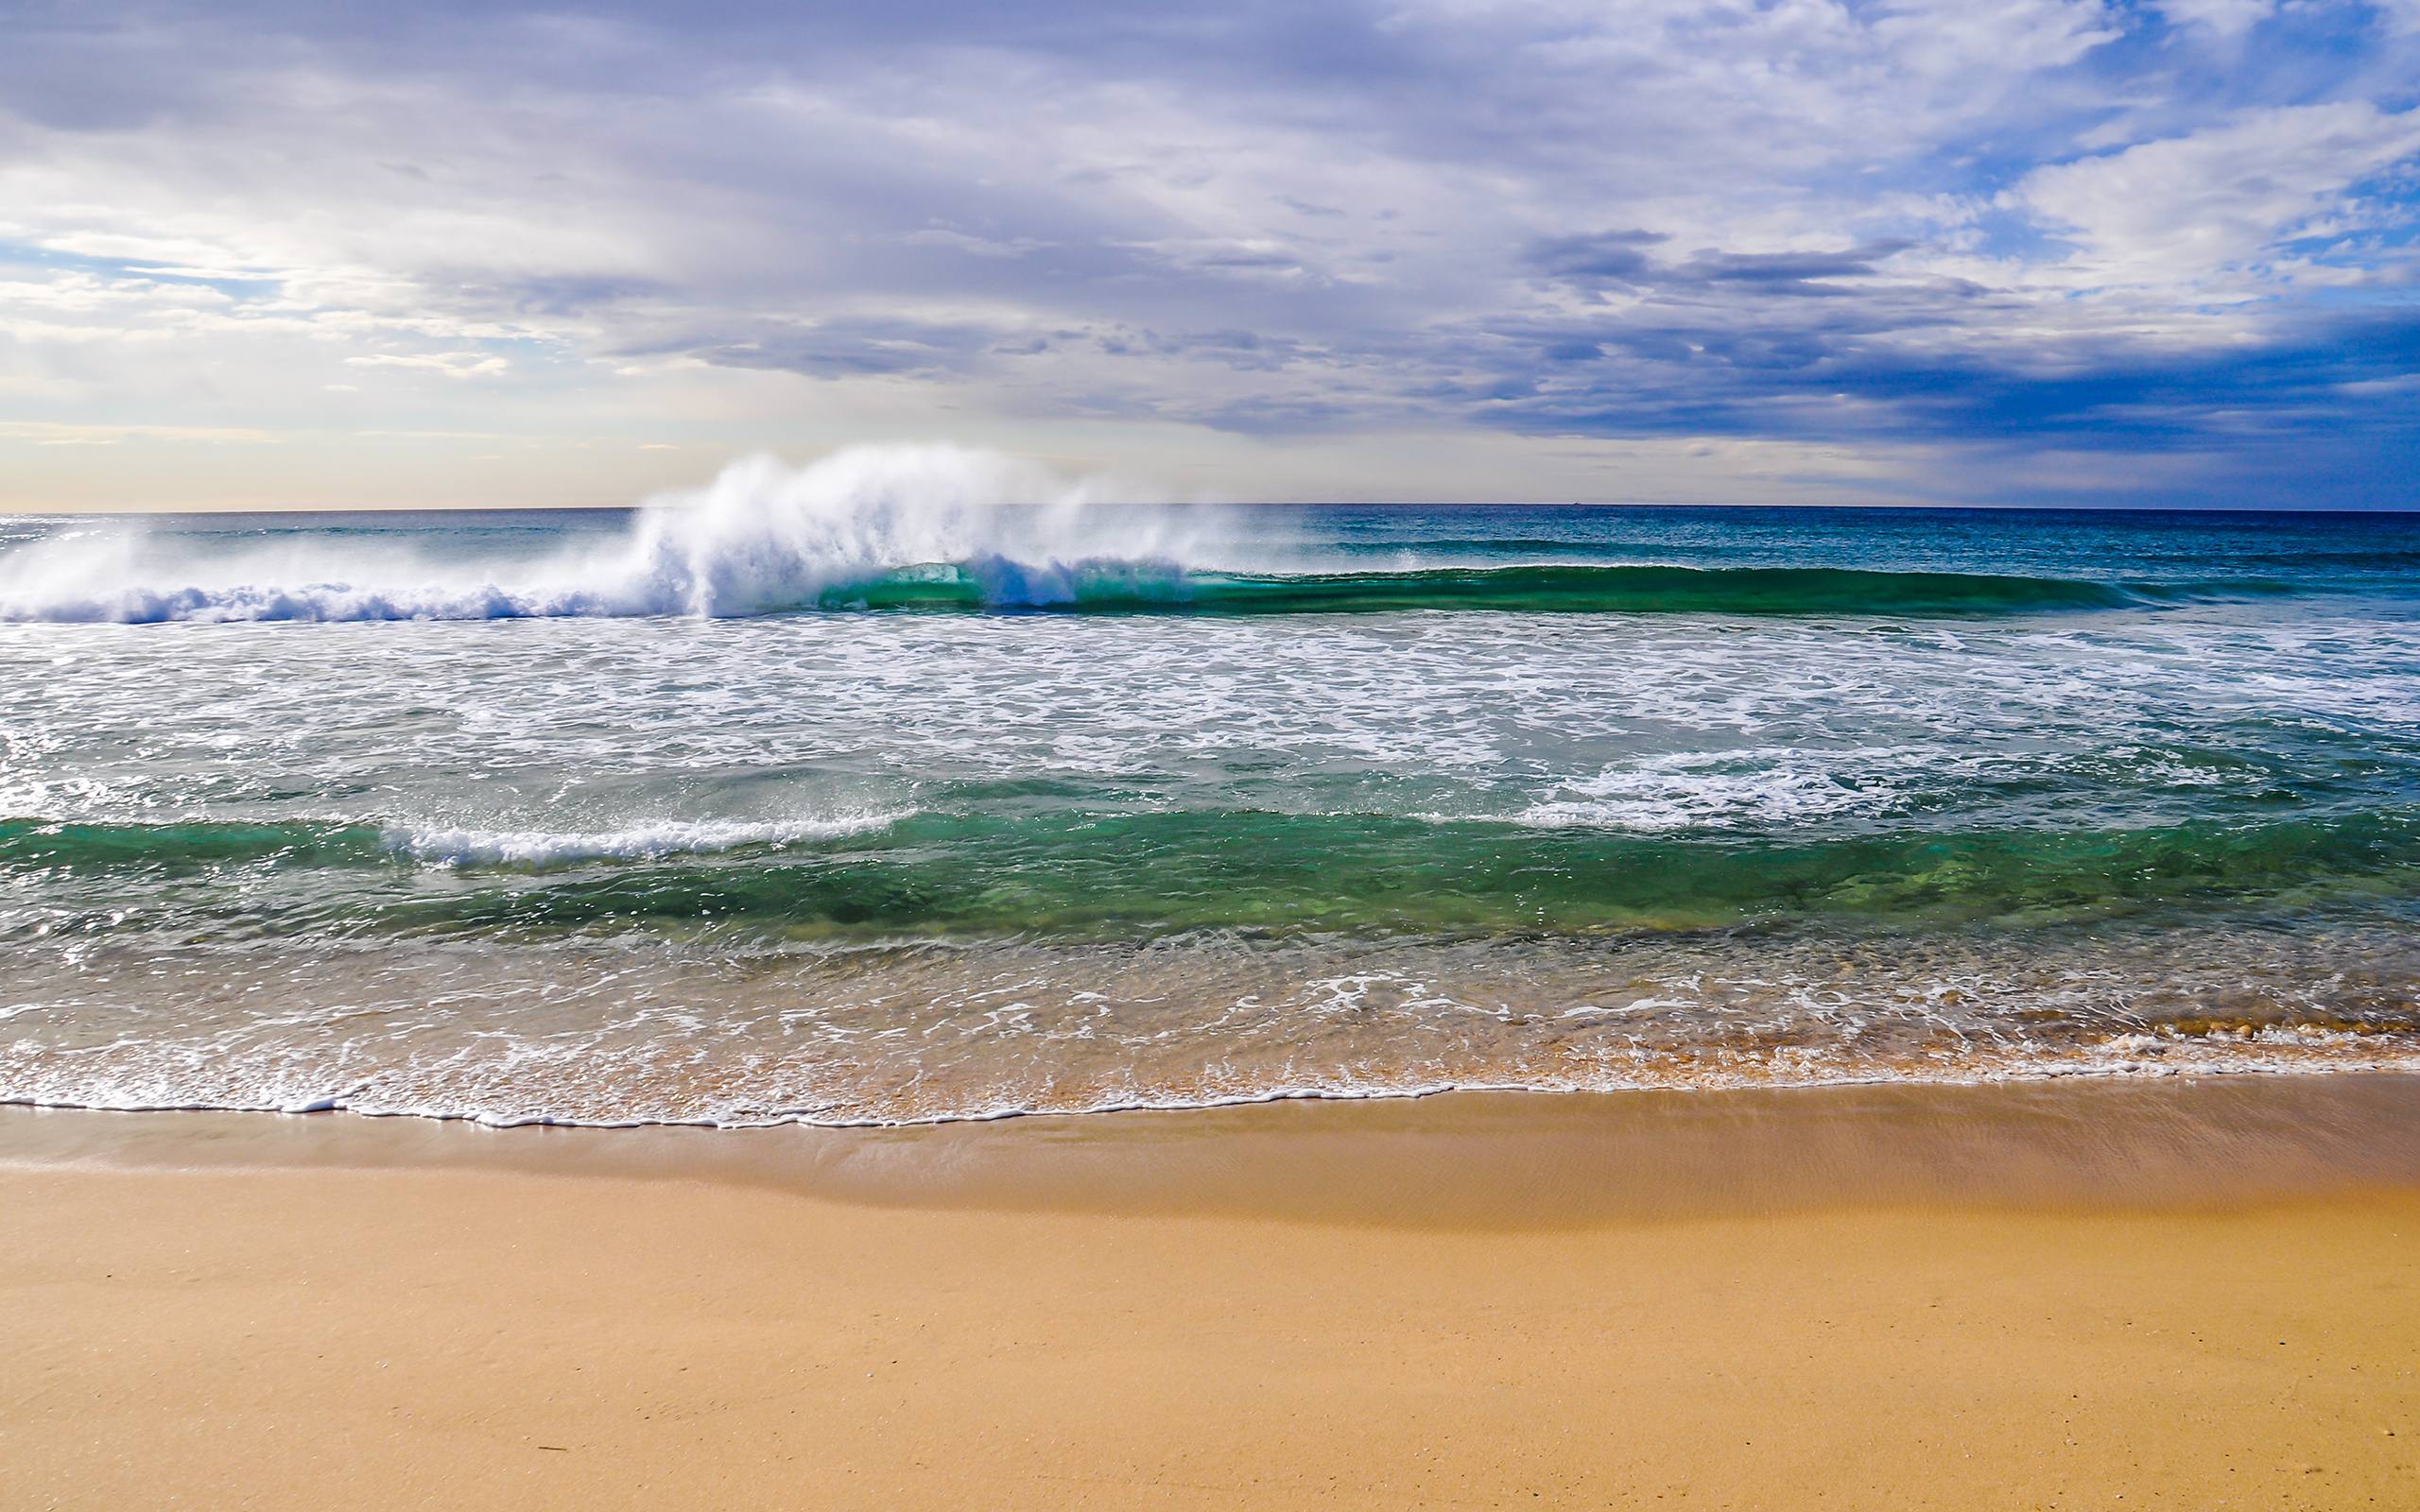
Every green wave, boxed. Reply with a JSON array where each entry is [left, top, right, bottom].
[[0, 817, 390, 872], [369, 810, 2420, 938], [811, 561, 2290, 617], [14, 808, 2413, 941]]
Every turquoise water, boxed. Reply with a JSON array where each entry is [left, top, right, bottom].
[[4, 460, 2417, 1125]]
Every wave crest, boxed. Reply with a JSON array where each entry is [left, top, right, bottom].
[[388, 814, 903, 867], [0, 813, 903, 871], [0, 444, 1212, 623], [0, 445, 2291, 623]]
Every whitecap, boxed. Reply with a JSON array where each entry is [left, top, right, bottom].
[[0, 444, 1220, 623], [385, 812, 905, 867]]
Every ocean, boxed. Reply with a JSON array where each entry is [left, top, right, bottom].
[[4, 447, 2416, 1126]]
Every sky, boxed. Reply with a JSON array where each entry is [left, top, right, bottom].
[[2, 0, 2417, 510]]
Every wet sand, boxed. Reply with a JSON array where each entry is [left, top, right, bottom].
[[5, 1076, 2419, 1508]]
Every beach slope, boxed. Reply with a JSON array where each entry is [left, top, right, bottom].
[[5, 1082, 2417, 1510]]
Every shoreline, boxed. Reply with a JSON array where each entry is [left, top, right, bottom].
[[7, 1074, 2417, 1507], [13, 1035, 2420, 1139], [13, 1044, 2420, 1128], [11, 1070, 2420, 1225]]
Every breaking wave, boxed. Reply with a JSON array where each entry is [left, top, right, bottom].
[[0, 445, 1200, 623], [0, 814, 902, 873], [0, 444, 2294, 622], [386, 814, 906, 868], [803, 561, 2274, 616]]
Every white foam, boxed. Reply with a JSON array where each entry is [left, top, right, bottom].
[[1500, 748, 1914, 832], [10, 1051, 2420, 1133], [386, 812, 904, 867], [0, 444, 1216, 623]]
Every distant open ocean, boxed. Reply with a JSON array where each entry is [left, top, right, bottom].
[[5, 451, 2417, 1126]]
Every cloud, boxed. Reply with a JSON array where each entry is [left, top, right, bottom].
[[1524, 231, 1667, 287], [0, 0, 2413, 507], [2015, 102, 2420, 293], [342, 352, 513, 379], [902, 226, 1054, 258], [2152, 0, 2276, 36], [663, 315, 1015, 379]]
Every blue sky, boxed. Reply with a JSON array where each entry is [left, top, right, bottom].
[[2, 0, 2416, 508]]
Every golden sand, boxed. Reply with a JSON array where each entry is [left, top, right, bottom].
[[4, 1077, 2418, 1509]]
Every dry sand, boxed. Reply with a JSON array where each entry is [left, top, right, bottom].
[[5, 1076, 2418, 1509]]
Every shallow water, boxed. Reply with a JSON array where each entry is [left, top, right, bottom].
[[4, 449, 2416, 1125]]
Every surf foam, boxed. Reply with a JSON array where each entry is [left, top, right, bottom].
[[385, 813, 905, 867], [0, 444, 1210, 623]]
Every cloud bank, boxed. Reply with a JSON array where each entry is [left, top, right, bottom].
[[2, 0, 2416, 507]]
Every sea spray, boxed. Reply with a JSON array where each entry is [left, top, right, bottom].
[[0, 444, 1215, 623], [0, 444, 2321, 624], [613, 445, 1210, 616]]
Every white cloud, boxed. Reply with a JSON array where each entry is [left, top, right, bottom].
[[2154, 0, 2276, 36], [2016, 101, 2420, 292], [903, 227, 1053, 258], [342, 352, 512, 379]]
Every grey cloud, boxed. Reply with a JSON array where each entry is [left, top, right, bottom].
[[1, 0, 2415, 506], [653, 317, 1009, 379], [1526, 234, 1916, 299], [1523, 230, 1668, 286], [1676, 242, 1913, 294]]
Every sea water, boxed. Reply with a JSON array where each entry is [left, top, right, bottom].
[[3, 445, 2415, 1125]]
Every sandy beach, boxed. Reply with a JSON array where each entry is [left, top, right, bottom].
[[12, 1, 2420, 1505], [6, 1076, 2418, 1510]]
